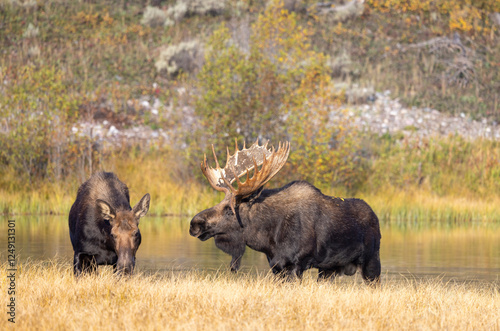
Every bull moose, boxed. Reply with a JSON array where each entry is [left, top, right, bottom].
[[189, 141, 381, 284], [69, 172, 150, 276]]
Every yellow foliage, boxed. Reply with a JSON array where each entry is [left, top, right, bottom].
[[73, 10, 114, 28], [196, 0, 359, 188], [367, 0, 500, 35], [449, 6, 482, 32]]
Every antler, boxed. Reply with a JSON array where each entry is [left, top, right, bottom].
[[201, 139, 290, 198]]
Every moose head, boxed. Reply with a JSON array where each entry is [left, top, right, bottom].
[[96, 193, 150, 275], [189, 140, 289, 271]]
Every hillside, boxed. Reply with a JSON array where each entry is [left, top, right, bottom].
[[1, 0, 500, 215]]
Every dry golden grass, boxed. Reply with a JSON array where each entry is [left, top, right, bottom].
[[2, 261, 499, 330], [360, 188, 500, 222]]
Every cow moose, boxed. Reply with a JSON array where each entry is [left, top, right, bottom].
[[69, 172, 150, 276], [189, 141, 381, 284]]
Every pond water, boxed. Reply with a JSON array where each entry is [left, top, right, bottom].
[[1, 216, 499, 283]]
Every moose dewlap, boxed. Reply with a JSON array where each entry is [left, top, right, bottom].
[[190, 140, 381, 284], [69, 172, 150, 276]]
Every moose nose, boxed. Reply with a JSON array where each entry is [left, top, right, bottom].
[[116, 263, 134, 276], [189, 223, 201, 237], [116, 253, 135, 276], [189, 216, 205, 237]]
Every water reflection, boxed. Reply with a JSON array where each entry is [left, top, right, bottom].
[[1, 216, 499, 282]]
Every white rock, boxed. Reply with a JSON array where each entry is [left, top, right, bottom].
[[153, 98, 162, 109], [107, 126, 119, 136]]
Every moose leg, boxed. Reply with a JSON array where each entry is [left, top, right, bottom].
[[79, 254, 98, 276], [74, 253, 97, 276], [362, 253, 381, 286], [289, 265, 304, 280], [73, 253, 83, 277], [317, 267, 342, 281], [214, 235, 245, 273], [230, 254, 243, 273], [268, 259, 291, 280], [86, 260, 98, 275], [271, 263, 303, 281], [317, 268, 334, 280]]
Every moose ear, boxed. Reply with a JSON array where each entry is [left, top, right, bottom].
[[96, 199, 116, 221], [132, 193, 150, 220]]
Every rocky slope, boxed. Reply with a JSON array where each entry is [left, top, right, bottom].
[[72, 91, 500, 147]]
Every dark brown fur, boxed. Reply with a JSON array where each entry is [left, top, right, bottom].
[[69, 172, 150, 276], [190, 181, 381, 284]]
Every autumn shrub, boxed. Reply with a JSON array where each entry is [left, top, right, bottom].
[[0, 65, 88, 184], [155, 40, 204, 77], [141, 6, 170, 28], [367, 0, 500, 35], [313, 0, 366, 22], [166, 0, 226, 22], [194, 1, 361, 189]]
